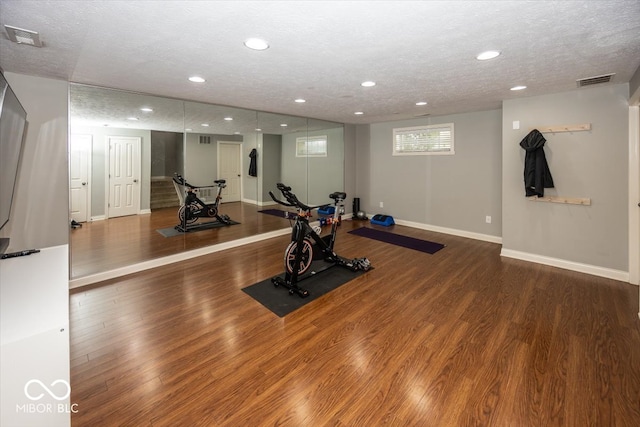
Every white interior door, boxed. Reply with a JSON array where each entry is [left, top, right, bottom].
[[218, 142, 242, 202], [634, 107, 640, 286], [70, 134, 91, 222], [629, 105, 640, 288], [108, 136, 140, 218]]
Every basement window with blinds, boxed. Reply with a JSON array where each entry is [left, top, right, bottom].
[[392, 123, 455, 156], [296, 135, 328, 157]]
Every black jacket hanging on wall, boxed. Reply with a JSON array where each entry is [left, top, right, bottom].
[[248, 148, 258, 177], [519, 129, 554, 197]]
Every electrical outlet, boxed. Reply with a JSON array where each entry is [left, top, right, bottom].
[[486, 216, 492, 224], [379, 202, 384, 208]]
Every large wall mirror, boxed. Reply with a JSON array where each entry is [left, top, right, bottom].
[[69, 84, 344, 281]]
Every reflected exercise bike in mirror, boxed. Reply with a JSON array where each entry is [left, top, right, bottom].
[[68, 84, 345, 281], [173, 173, 234, 232], [269, 183, 371, 297]]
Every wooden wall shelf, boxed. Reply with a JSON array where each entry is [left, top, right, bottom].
[[527, 196, 591, 205], [534, 123, 592, 133]]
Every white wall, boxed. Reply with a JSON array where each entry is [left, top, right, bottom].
[[1, 73, 69, 251], [501, 84, 629, 277], [1, 73, 70, 426]]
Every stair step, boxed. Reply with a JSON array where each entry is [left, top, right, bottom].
[[151, 201, 180, 210], [150, 178, 180, 211]]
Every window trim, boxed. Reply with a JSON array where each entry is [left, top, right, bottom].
[[392, 123, 455, 156]]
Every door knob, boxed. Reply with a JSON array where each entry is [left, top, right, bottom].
[[82, 182, 87, 186], [133, 179, 138, 183]]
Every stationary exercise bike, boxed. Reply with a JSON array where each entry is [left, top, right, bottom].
[[269, 183, 371, 297], [173, 173, 232, 232]]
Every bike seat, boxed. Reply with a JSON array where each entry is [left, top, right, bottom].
[[329, 192, 346, 201], [214, 179, 226, 184]]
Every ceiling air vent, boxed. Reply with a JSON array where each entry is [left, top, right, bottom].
[[199, 135, 211, 145], [4, 25, 42, 47], [576, 73, 615, 88]]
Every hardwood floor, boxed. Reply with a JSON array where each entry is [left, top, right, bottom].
[[69, 220, 640, 426], [70, 202, 290, 279]]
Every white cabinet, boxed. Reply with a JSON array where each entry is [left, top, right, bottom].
[[1, 245, 70, 427]]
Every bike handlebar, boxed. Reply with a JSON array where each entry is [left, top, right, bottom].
[[173, 173, 226, 189], [270, 183, 345, 212]]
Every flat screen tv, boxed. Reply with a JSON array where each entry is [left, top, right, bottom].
[[0, 71, 28, 254]]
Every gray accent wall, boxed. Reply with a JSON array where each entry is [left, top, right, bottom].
[[502, 84, 629, 271], [307, 127, 344, 205], [344, 124, 357, 214], [2, 73, 69, 251], [184, 133, 243, 189], [356, 110, 503, 237], [281, 126, 345, 205], [242, 132, 259, 203], [261, 134, 282, 203]]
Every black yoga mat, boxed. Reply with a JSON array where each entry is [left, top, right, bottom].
[[243, 262, 368, 317], [156, 220, 239, 237], [258, 209, 293, 218], [348, 226, 445, 254]]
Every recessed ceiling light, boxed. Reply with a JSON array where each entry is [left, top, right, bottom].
[[361, 81, 376, 87], [201, 123, 210, 127], [127, 117, 139, 121], [416, 101, 428, 106], [354, 111, 364, 115], [280, 123, 288, 127], [255, 128, 262, 132], [189, 76, 206, 83], [510, 85, 527, 91], [185, 128, 192, 132], [294, 98, 306, 103], [244, 38, 269, 50], [140, 107, 153, 112], [476, 50, 501, 60], [224, 117, 233, 121]]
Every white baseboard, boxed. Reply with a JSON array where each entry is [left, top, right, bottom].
[[139, 209, 151, 215], [394, 218, 503, 244], [71, 214, 633, 288], [391, 218, 631, 283], [500, 248, 629, 282], [89, 215, 105, 222]]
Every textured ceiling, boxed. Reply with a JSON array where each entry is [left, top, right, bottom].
[[68, 84, 328, 135], [1, 0, 639, 126]]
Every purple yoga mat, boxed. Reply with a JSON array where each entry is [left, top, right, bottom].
[[348, 227, 445, 254]]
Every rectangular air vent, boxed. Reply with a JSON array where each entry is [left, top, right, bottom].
[[577, 73, 615, 87], [4, 25, 42, 47], [199, 135, 211, 144]]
